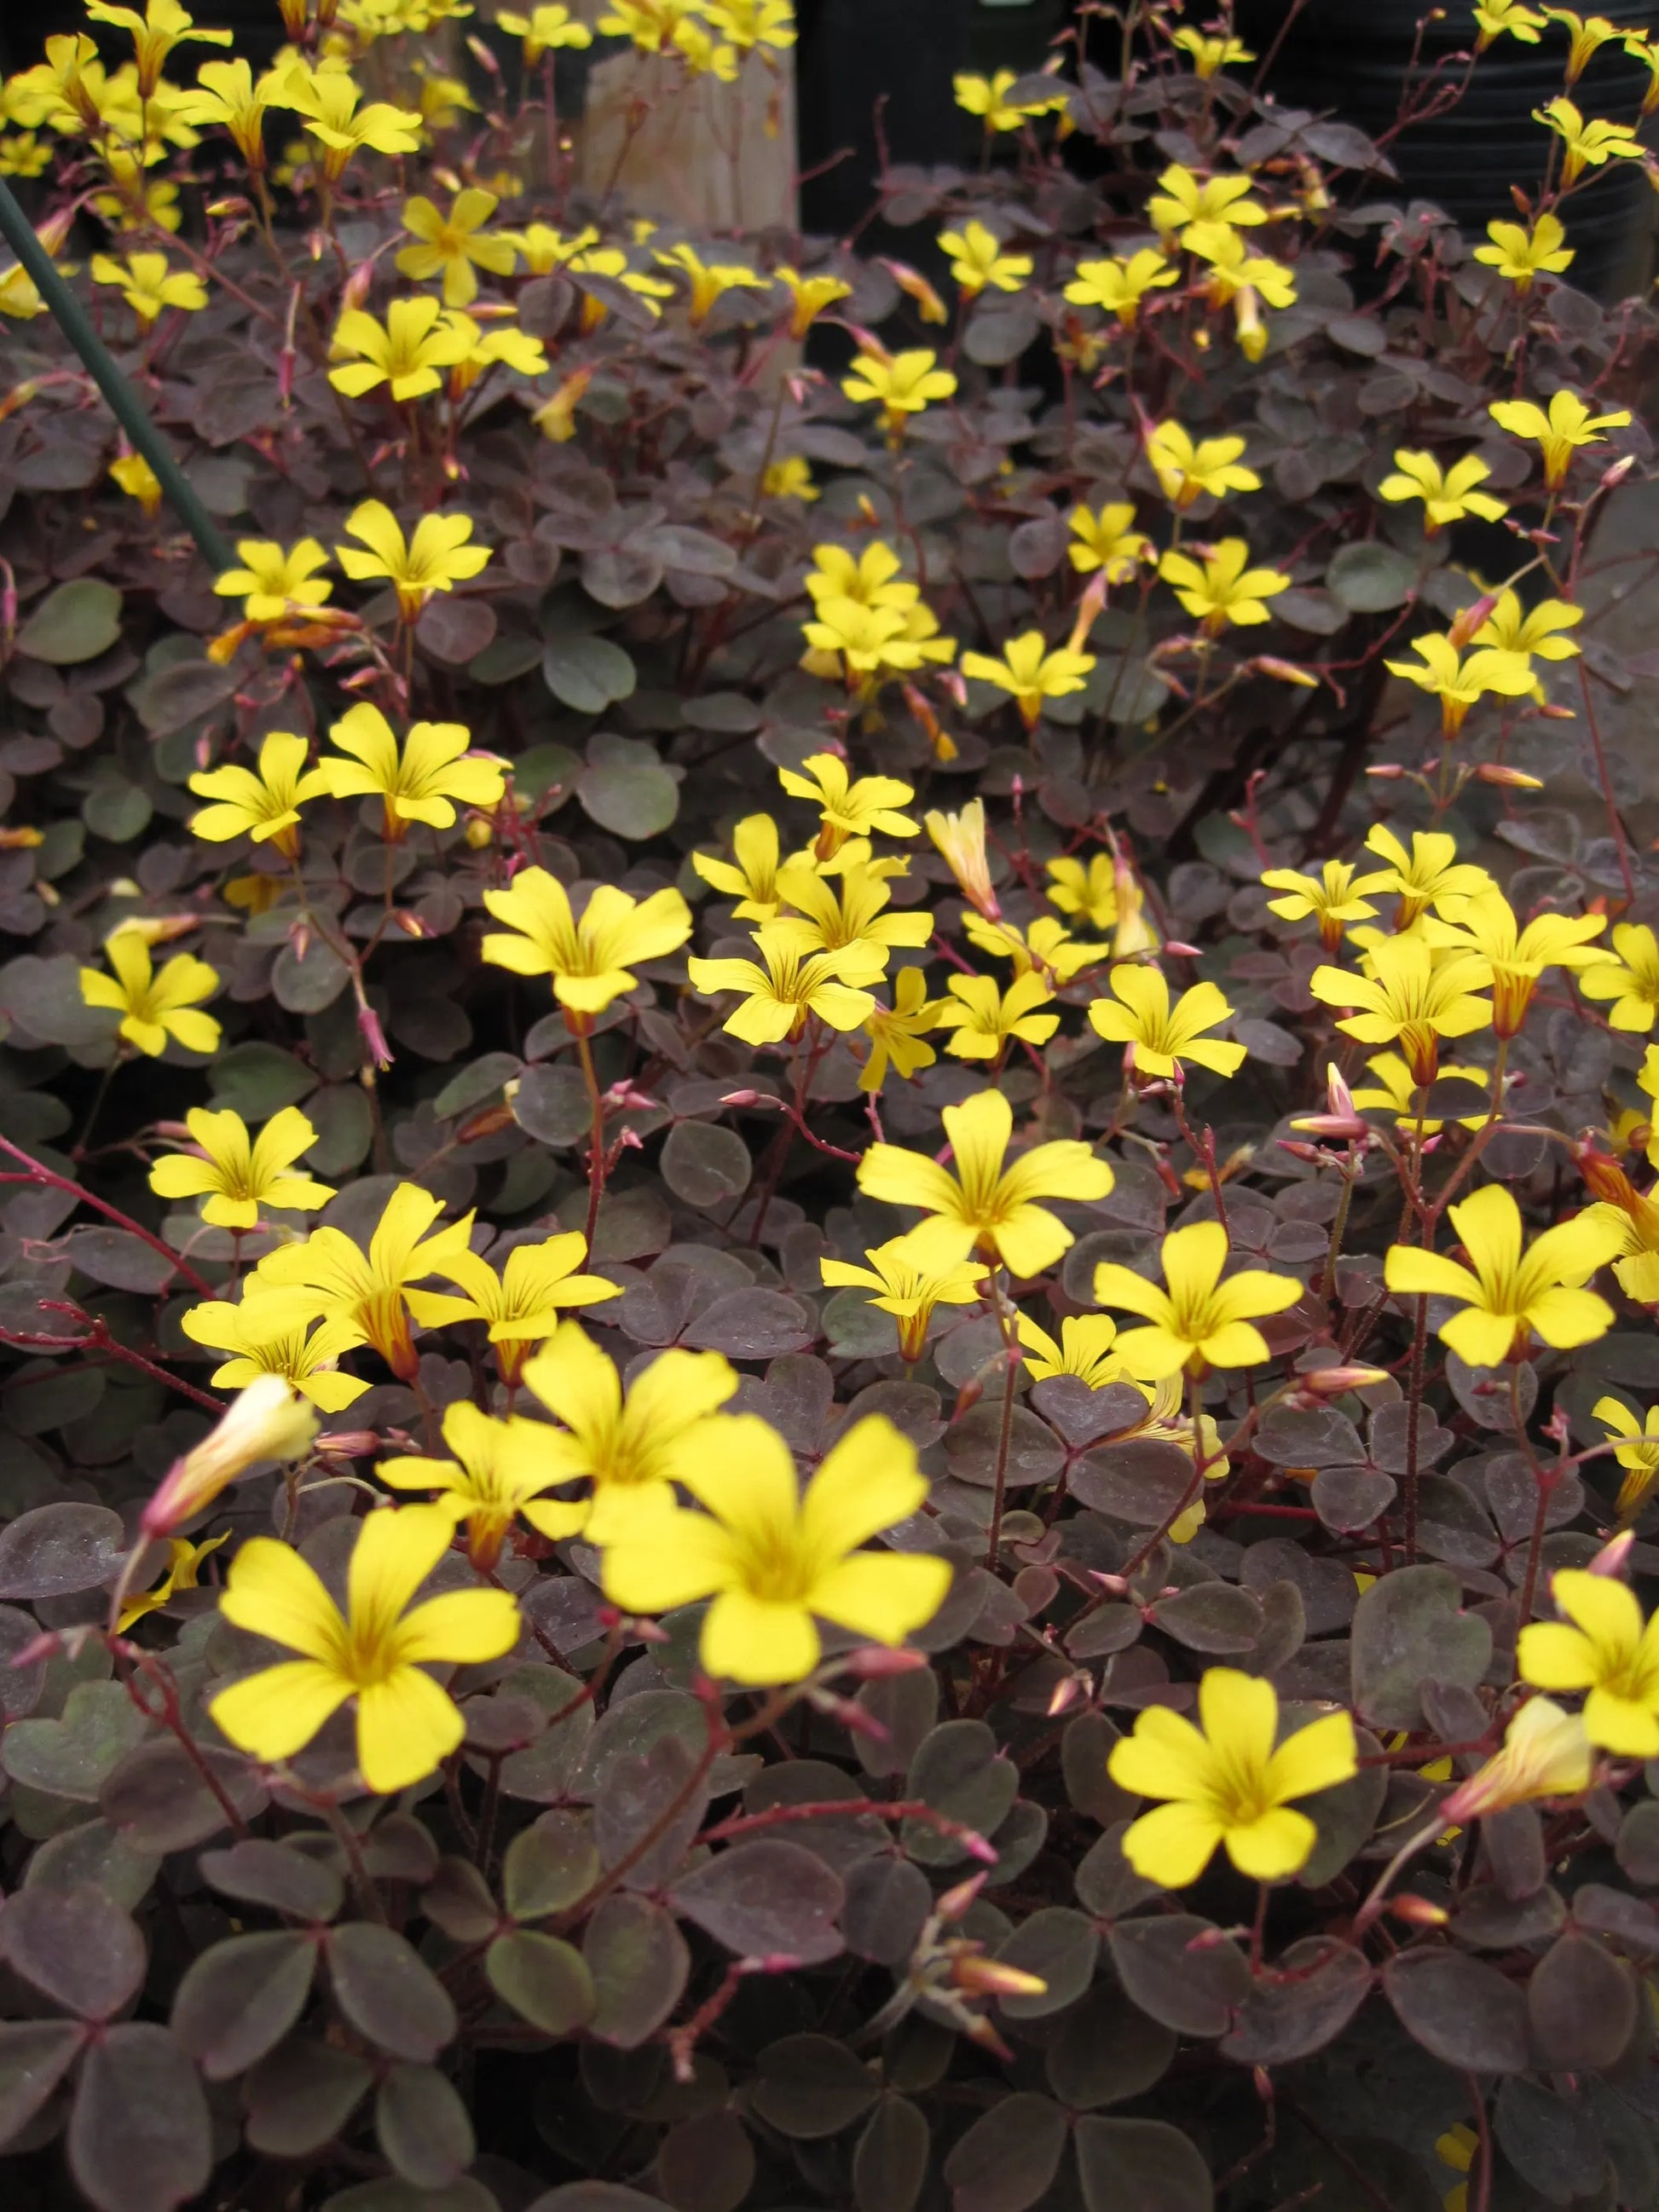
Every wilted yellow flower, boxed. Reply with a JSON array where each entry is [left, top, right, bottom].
[[1438, 1696, 1593, 1823], [1594, 1395, 1659, 1523], [775, 264, 851, 338], [140, 1373, 317, 1538], [110, 450, 164, 515]]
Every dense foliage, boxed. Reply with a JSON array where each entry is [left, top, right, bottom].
[[2, 1, 1659, 2207]]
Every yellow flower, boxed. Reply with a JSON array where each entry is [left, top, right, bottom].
[[329, 297, 471, 402], [1579, 922, 1659, 1030], [965, 913, 1107, 986], [89, 250, 206, 332], [1488, 390, 1632, 491], [1428, 887, 1610, 1036], [1185, 222, 1298, 356], [1437, 1696, 1593, 1824], [245, 1181, 477, 1383], [1147, 164, 1269, 245], [84, 0, 229, 97], [597, 0, 697, 50], [1350, 1052, 1490, 1133], [1017, 1312, 1124, 1389], [1518, 1566, 1659, 1755], [318, 702, 504, 840], [378, 1401, 584, 1571], [596, 1412, 951, 1685], [482, 867, 691, 1022], [1632, 31, 1659, 116], [704, 0, 796, 53], [518, 1320, 737, 1542], [1171, 27, 1255, 76], [669, 14, 740, 75], [270, 59, 423, 180], [1470, 589, 1583, 678], [802, 599, 937, 684], [180, 1300, 368, 1412], [778, 753, 918, 858], [405, 1232, 619, 1389], [118, 1533, 229, 1633], [939, 219, 1032, 297], [953, 68, 1061, 134], [211, 539, 332, 627], [924, 798, 997, 916], [1067, 504, 1151, 580], [1437, 2123, 1478, 2212], [1310, 934, 1492, 1084], [109, 451, 163, 514], [775, 856, 931, 968], [1474, 0, 1546, 46], [1473, 211, 1573, 292], [841, 349, 957, 436], [688, 924, 883, 1047], [822, 1239, 988, 1363], [693, 814, 796, 918], [1384, 1181, 1621, 1366], [1593, 1395, 1659, 1523], [173, 57, 283, 168], [211, 1505, 519, 1793], [935, 970, 1058, 1062], [1545, 7, 1626, 82], [497, 3, 593, 60], [1146, 420, 1261, 509], [775, 264, 851, 339], [80, 932, 220, 1058], [859, 967, 943, 1093], [1379, 450, 1507, 533], [395, 189, 516, 308], [150, 1106, 332, 1230], [441, 310, 548, 396], [1383, 632, 1537, 736], [188, 730, 331, 860], [1361, 825, 1493, 927], [961, 632, 1095, 728], [1535, 96, 1641, 186], [805, 540, 915, 613], [1159, 539, 1289, 633], [1262, 859, 1390, 956], [1109, 1667, 1356, 1886], [139, 1372, 318, 1538], [858, 1086, 1113, 1279], [1046, 853, 1119, 932], [1094, 1220, 1299, 1380], [335, 500, 491, 622], [0, 134, 52, 180], [654, 241, 766, 326], [1089, 965, 1246, 1081], [762, 456, 818, 502]]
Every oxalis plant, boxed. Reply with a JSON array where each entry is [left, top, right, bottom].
[[0, 0, 1657, 2208]]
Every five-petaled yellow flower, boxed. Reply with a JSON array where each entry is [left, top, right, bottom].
[[1362, 825, 1493, 927], [934, 969, 1059, 1062], [518, 1320, 737, 1542], [961, 632, 1095, 728], [654, 242, 766, 325], [318, 702, 505, 840], [953, 68, 1062, 134], [329, 297, 472, 403], [378, 1401, 586, 1572], [1379, 449, 1507, 533], [497, 3, 593, 58], [1047, 853, 1119, 932], [151, 1105, 333, 1230], [188, 730, 332, 861], [1089, 965, 1246, 1081], [1171, 27, 1255, 76], [1594, 1395, 1659, 1524], [407, 1232, 618, 1389], [860, 1086, 1112, 1279], [1519, 1568, 1659, 1757], [244, 1181, 477, 1383], [212, 540, 332, 627], [1311, 934, 1493, 1084], [1429, 887, 1610, 1037], [272, 58, 422, 181], [1534, 97, 1641, 187], [688, 924, 883, 1047], [482, 866, 691, 1025], [1063, 249, 1176, 327], [597, 1412, 951, 1685], [939, 218, 1032, 297], [1147, 165, 1269, 245], [774, 857, 933, 971], [692, 813, 794, 920], [821, 1239, 987, 1364], [1384, 1181, 1621, 1366], [1473, 0, 1546, 50], [1146, 420, 1261, 510], [1470, 590, 1582, 682], [778, 753, 918, 858], [841, 349, 957, 436], [1383, 632, 1535, 736], [336, 500, 491, 623], [1109, 1667, 1356, 1886], [860, 967, 943, 1092], [211, 1505, 519, 1793], [1262, 859, 1390, 955], [396, 188, 517, 307], [775, 265, 851, 338], [1094, 1220, 1300, 1379], [1489, 390, 1632, 491], [81, 932, 221, 1059], [1159, 540, 1289, 633], [86, 0, 229, 97], [181, 1299, 367, 1412], [1579, 922, 1659, 1030], [1473, 211, 1573, 292], [1017, 1312, 1124, 1389], [90, 250, 205, 332], [1067, 504, 1151, 580]]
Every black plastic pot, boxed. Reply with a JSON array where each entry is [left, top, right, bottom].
[[1235, 0, 1656, 298]]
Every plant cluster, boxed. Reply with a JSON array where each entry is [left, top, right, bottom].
[[1, 1, 1658, 2209]]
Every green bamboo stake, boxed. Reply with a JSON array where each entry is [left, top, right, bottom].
[[0, 175, 235, 575]]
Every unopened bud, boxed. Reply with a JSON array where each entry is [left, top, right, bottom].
[[1537, 702, 1578, 720], [951, 1955, 1049, 1999], [142, 1376, 318, 1538], [1588, 1528, 1636, 1579], [1300, 1364, 1391, 1396], [1251, 655, 1318, 687], [1475, 762, 1545, 789], [1601, 453, 1637, 492], [1448, 593, 1499, 650], [315, 1429, 379, 1458], [720, 1089, 763, 1108], [1366, 763, 1407, 780], [936, 1872, 987, 1921], [1276, 1138, 1329, 1162], [835, 1645, 931, 1678], [1390, 1893, 1449, 1927]]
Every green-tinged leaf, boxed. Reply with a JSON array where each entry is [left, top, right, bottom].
[[18, 580, 123, 665]]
